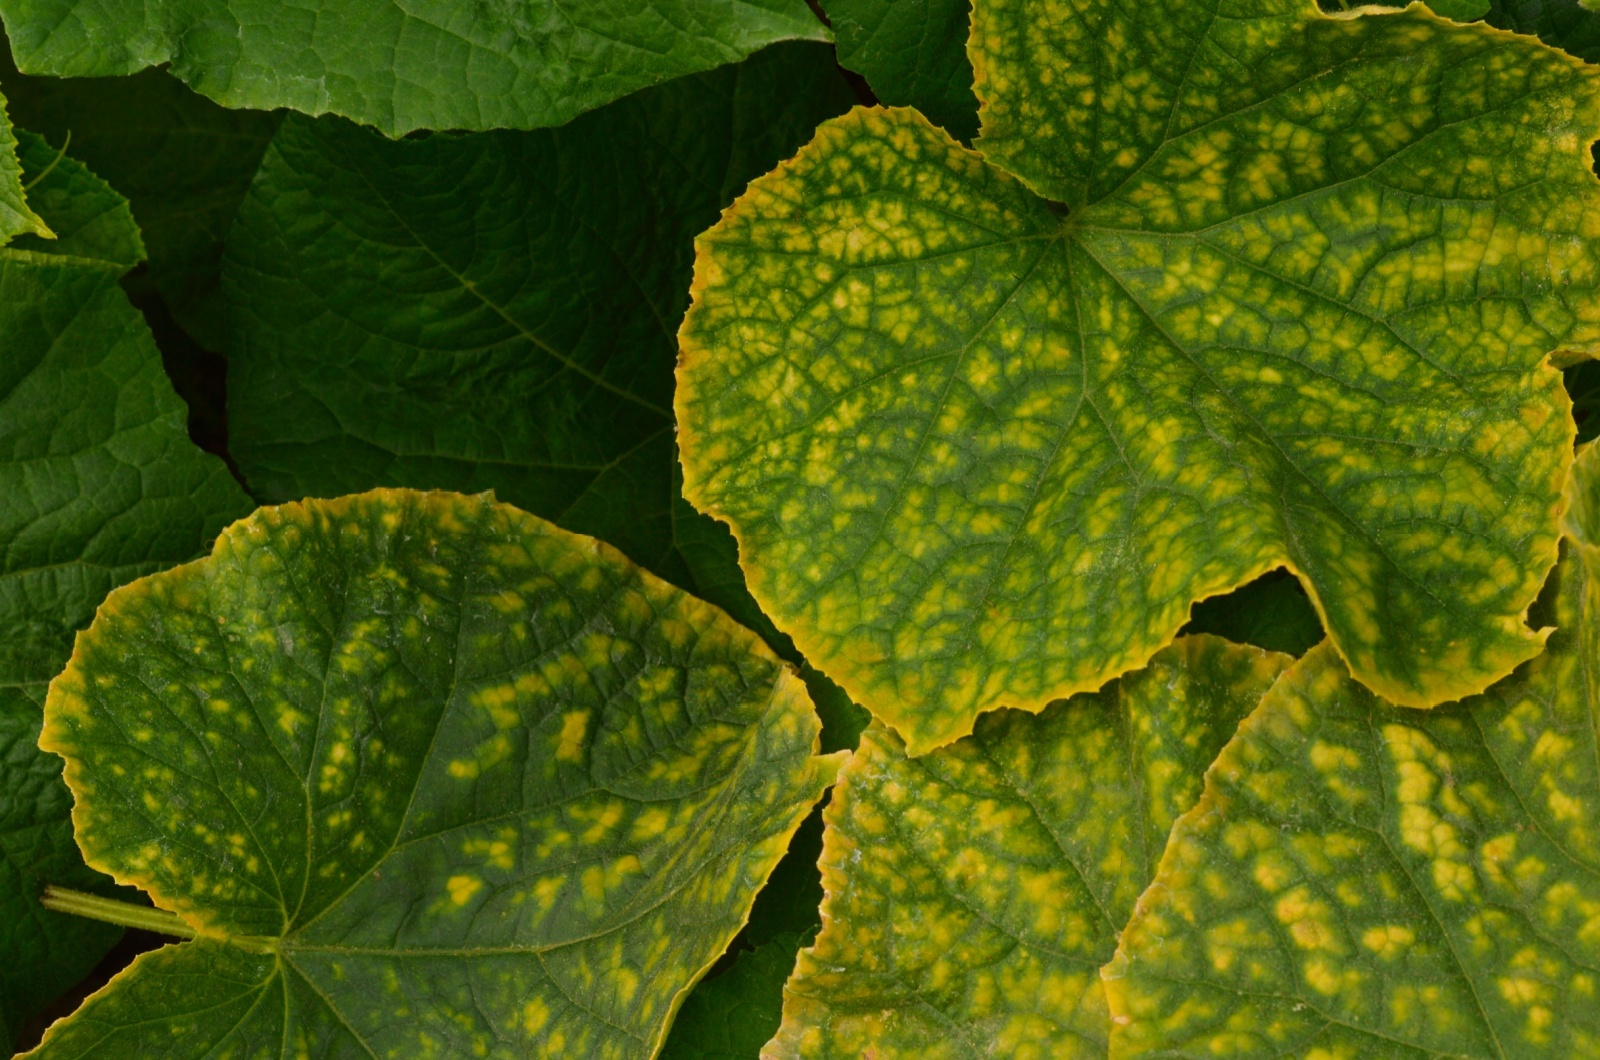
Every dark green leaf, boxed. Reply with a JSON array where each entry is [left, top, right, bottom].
[[1486, 0, 1600, 62], [0, 132, 249, 1050], [661, 932, 807, 1060], [1569, 359, 1600, 444], [823, 0, 979, 140], [745, 808, 827, 947], [224, 41, 854, 653], [0, 0, 829, 136], [1431, 0, 1493, 19], [34, 489, 842, 1058], [0, 685, 124, 1051], [1182, 568, 1325, 657], [801, 665, 872, 755], [0, 39, 280, 350]]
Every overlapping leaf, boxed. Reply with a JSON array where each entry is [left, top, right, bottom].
[[0, 87, 43, 242], [1103, 443, 1600, 1057], [662, 932, 808, 1060], [224, 42, 854, 655], [1182, 569, 1325, 658], [32, 489, 841, 1058], [0, 40, 281, 350], [0, 0, 829, 136], [679, 1, 1600, 753], [0, 131, 249, 1047], [1482, 0, 1600, 60], [765, 636, 1290, 1058], [822, 0, 980, 140]]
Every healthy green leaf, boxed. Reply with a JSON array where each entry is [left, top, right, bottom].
[[224, 41, 854, 655], [0, 131, 249, 1048], [1103, 445, 1600, 1057], [0, 87, 46, 243], [0, 0, 829, 137], [678, 2, 1600, 752], [746, 806, 829, 948], [1431, 0, 1494, 20], [0, 39, 281, 350], [661, 931, 808, 1060], [766, 636, 1290, 1058], [1483, 0, 1600, 62], [822, 0, 980, 140], [33, 488, 842, 1059], [0, 684, 123, 1051]]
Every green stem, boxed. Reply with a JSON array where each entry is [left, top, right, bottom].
[[40, 886, 197, 939]]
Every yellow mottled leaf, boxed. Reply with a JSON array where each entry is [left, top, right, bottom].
[[1104, 444, 1600, 1058], [678, 0, 1599, 752], [766, 636, 1290, 1058], [31, 490, 840, 1059]]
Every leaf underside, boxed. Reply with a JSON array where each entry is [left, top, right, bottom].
[[33, 489, 840, 1059], [0, 0, 830, 136], [1104, 443, 1600, 1058], [679, 0, 1600, 753], [767, 635, 1290, 1058]]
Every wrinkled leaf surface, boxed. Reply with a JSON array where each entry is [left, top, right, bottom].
[[225, 42, 854, 653], [679, 1, 1600, 751], [34, 489, 840, 1059], [0, 41, 280, 350], [1105, 445, 1600, 1057], [0, 0, 829, 136], [767, 636, 1289, 1057], [0, 131, 248, 1047], [822, 0, 979, 139]]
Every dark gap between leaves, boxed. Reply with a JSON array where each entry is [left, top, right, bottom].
[[119, 271, 253, 498]]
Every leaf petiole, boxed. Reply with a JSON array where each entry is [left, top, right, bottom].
[[40, 886, 197, 939]]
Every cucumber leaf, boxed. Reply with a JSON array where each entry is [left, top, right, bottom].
[[0, 132, 249, 1048], [0, 684, 122, 1051], [822, 0, 979, 140], [1431, 0, 1493, 19], [1104, 444, 1600, 1057], [1182, 569, 1325, 658], [660, 931, 807, 1059], [679, 3, 1600, 752], [32, 489, 842, 1058], [0, 86, 45, 242], [767, 636, 1290, 1057], [0, 40, 280, 351], [224, 42, 855, 656], [0, 0, 829, 136], [1485, 0, 1600, 61]]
